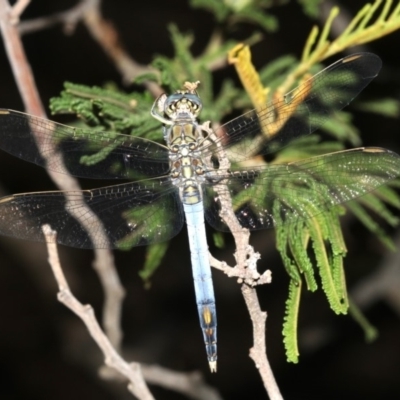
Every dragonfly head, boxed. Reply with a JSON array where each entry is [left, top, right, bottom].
[[163, 82, 203, 121]]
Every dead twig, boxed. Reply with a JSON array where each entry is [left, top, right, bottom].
[[18, 0, 163, 96], [0, 0, 125, 353], [202, 122, 283, 399], [42, 225, 154, 400]]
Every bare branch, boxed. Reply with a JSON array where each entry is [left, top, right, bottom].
[[0, 0, 125, 352], [140, 365, 222, 400], [210, 251, 271, 285], [9, 0, 30, 24], [202, 122, 282, 398], [44, 225, 221, 398], [18, 0, 93, 34], [42, 225, 154, 400], [18, 0, 163, 96], [0, 0, 44, 116], [241, 285, 283, 400]]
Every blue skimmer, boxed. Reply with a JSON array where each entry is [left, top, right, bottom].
[[0, 52, 399, 372]]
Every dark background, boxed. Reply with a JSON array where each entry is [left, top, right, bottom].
[[0, 0, 399, 399]]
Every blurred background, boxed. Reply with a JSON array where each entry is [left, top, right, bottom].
[[0, 0, 399, 399]]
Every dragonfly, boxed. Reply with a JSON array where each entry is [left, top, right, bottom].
[[0, 52, 399, 372]]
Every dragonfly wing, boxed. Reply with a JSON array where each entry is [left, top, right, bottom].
[[204, 148, 400, 231], [0, 109, 170, 179], [205, 53, 382, 162], [0, 177, 183, 249]]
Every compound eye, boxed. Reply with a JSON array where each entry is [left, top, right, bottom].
[[167, 103, 176, 113]]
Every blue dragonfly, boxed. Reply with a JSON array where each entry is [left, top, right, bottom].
[[0, 52, 399, 372]]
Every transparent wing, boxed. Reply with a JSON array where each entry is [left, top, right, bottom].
[[204, 148, 400, 231], [0, 177, 183, 249], [0, 109, 170, 179], [204, 53, 382, 162]]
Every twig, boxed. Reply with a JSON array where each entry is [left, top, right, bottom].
[[210, 250, 271, 285], [9, 0, 30, 24], [0, 0, 125, 352], [99, 360, 222, 399], [202, 122, 283, 399], [18, 0, 94, 34], [140, 364, 222, 400], [18, 0, 163, 97], [81, 1, 159, 90], [42, 225, 154, 400], [0, 0, 44, 116], [17, 0, 228, 93], [44, 226, 221, 399]]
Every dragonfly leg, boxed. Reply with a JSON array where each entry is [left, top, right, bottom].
[[151, 94, 174, 125]]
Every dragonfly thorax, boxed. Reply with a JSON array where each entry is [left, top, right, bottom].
[[166, 121, 207, 205], [150, 83, 209, 206]]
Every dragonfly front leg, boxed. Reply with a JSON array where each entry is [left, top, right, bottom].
[[150, 94, 174, 125]]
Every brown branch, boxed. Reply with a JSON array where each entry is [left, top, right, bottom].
[[9, 0, 30, 23], [0, 0, 125, 352], [140, 365, 222, 400], [18, 0, 163, 97], [17, 0, 228, 94], [43, 224, 222, 398], [0, 0, 44, 116], [202, 122, 283, 399], [42, 225, 154, 400], [18, 0, 94, 34]]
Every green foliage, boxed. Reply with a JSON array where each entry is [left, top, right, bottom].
[[302, 0, 400, 63], [147, 24, 243, 123], [228, 0, 400, 361], [189, 0, 286, 31], [271, 0, 400, 103], [213, 232, 225, 249], [297, 0, 323, 18], [307, 210, 348, 314], [356, 98, 400, 118], [318, 112, 363, 147], [50, 82, 161, 140], [282, 279, 301, 363], [278, 206, 349, 361], [348, 299, 379, 342], [346, 183, 400, 251], [139, 242, 170, 287], [257, 54, 298, 91], [273, 135, 344, 163]]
